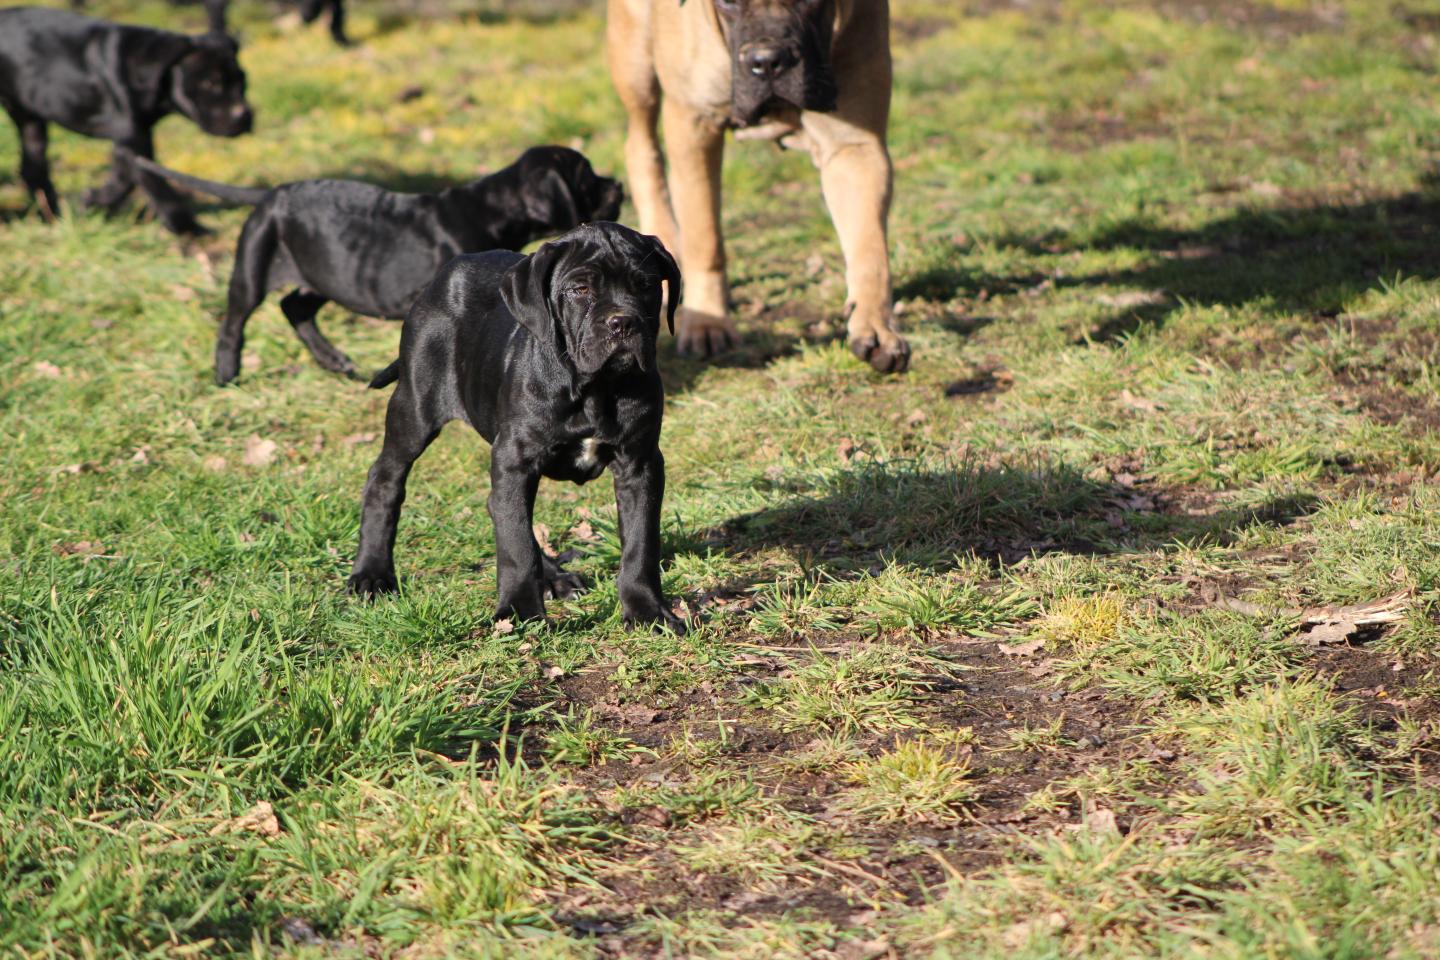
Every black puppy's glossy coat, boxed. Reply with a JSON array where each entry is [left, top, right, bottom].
[[349, 222, 684, 631], [136, 147, 624, 384], [0, 6, 252, 234]]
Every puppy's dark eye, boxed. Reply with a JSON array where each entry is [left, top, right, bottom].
[[569, 283, 591, 299]]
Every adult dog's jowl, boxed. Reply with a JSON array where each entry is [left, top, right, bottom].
[[607, 0, 908, 372]]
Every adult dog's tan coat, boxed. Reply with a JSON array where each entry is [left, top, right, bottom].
[[606, 0, 908, 372]]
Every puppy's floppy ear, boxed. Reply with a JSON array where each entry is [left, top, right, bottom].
[[118, 31, 196, 115], [527, 166, 582, 229], [644, 236, 682, 336], [501, 242, 566, 348]]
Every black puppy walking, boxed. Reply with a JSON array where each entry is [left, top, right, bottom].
[[135, 147, 624, 383], [0, 6, 252, 234], [349, 222, 684, 632]]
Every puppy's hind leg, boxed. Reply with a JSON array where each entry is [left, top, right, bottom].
[[9, 112, 59, 222], [280, 290, 359, 378], [348, 385, 440, 598]]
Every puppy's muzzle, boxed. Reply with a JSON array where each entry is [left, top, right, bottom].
[[740, 40, 799, 81], [606, 314, 639, 339]]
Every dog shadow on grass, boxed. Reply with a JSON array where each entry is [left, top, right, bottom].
[[1024, 190, 1440, 343], [680, 457, 1319, 593]]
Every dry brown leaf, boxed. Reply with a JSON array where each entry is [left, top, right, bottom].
[[1003, 911, 1068, 949], [342, 432, 377, 447], [169, 284, 197, 302], [1119, 388, 1165, 413], [52, 540, 104, 557], [493, 618, 515, 636], [129, 446, 151, 465], [33, 361, 61, 378], [533, 523, 554, 556], [1303, 619, 1359, 646], [203, 455, 229, 472], [572, 520, 598, 543], [998, 637, 1046, 656], [206, 801, 281, 837], [837, 437, 858, 463], [243, 435, 278, 468]]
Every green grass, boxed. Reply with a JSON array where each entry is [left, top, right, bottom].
[[5, 0, 1440, 955]]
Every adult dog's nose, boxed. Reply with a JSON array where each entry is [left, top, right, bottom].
[[740, 41, 798, 80], [606, 314, 638, 338]]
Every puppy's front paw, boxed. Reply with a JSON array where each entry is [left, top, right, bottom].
[[623, 603, 687, 634], [675, 308, 738, 359], [347, 568, 398, 598]]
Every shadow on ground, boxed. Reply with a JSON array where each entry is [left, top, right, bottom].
[[689, 457, 1320, 577], [903, 189, 1440, 344]]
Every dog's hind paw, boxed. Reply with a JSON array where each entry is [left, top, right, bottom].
[[544, 570, 586, 600], [347, 569, 398, 598]]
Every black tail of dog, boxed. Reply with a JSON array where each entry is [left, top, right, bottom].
[[368, 360, 401, 389], [132, 155, 268, 206]]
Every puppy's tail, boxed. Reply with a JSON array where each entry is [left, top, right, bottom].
[[131, 155, 268, 206], [368, 360, 401, 390]]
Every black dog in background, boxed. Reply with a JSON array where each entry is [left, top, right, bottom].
[[185, 0, 350, 47], [350, 222, 685, 632], [71, 0, 350, 47], [0, 6, 252, 234], [135, 147, 624, 384]]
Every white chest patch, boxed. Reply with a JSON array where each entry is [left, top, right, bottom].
[[575, 437, 603, 470]]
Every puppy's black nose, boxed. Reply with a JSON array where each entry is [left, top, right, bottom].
[[606, 315, 637, 338], [740, 41, 798, 80]]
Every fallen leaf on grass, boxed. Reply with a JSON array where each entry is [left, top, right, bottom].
[[837, 437, 859, 463], [533, 523, 554, 556], [32, 361, 62, 378], [1071, 806, 1120, 839], [52, 540, 105, 557], [1215, 588, 1412, 647], [493, 619, 515, 636], [203, 455, 228, 472], [129, 446, 151, 465], [342, 432, 377, 447], [571, 520, 598, 542], [210, 801, 281, 837], [1098, 290, 1168, 310], [1003, 912, 1068, 949], [1119, 388, 1165, 413], [243, 435, 278, 467], [998, 638, 1046, 656], [54, 462, 99, 476]]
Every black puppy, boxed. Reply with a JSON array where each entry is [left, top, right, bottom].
[[134, 147, 624, 384], [0, 7, 252, 235], [349, 221, 684, 632]]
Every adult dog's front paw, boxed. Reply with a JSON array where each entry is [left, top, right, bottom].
[[847, 306, 911, 374], [674, 308, 738, 359], [849, 330, 911, 373], [347, 568, 398, 598]]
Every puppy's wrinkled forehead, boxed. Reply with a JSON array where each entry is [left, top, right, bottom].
[[562, 229, 666, 293]]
